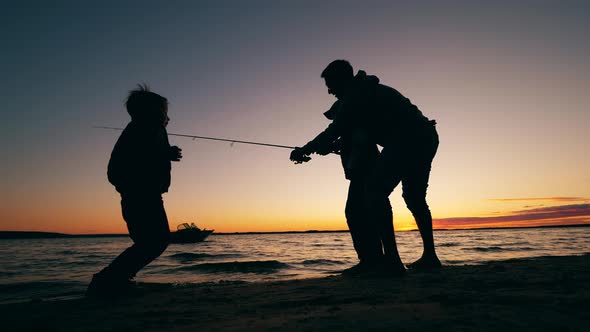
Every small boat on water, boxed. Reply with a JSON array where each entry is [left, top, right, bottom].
[[170, 223, 214, 244]]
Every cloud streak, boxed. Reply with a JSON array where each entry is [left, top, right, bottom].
[[434, 204, 590, 229], [488, 197, 589, 202]]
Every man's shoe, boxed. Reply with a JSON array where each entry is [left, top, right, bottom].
[[407, 255, 442, 271], [378, 261, 407, 277], [341, 262, 372, 276]]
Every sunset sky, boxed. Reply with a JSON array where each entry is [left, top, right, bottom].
[[2, 1, 589, 234]]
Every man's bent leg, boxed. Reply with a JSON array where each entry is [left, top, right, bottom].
[[403, 128, 440, 269], [403, 189, 440, 269]]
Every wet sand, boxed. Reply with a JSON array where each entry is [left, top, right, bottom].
[[3, 254, 589, 331]]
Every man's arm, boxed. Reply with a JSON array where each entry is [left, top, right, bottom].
[[316, 138, 342, 156], [300, 101, 352, 155], [290, 101, 353, 164], [290, 120, 345, 163]]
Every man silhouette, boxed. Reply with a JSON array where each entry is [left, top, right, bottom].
[[87, 85, 182, 296], [291, 60, 440, 274]]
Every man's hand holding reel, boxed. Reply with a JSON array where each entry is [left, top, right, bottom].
[[290, 140, 341, 164]]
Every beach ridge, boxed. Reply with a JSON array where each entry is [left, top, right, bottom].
[[3, 254, 589, 331]]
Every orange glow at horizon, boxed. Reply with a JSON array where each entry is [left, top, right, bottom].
[[2, 198, 589, 234]]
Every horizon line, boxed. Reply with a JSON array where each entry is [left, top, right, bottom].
[[1, 223, 589, 238]]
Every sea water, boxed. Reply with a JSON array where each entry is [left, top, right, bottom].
[[1, 227, 589, 303]]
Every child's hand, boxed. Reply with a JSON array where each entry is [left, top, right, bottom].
[[170, 146, 183, 161]]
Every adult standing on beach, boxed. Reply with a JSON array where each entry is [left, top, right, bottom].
[[291, 60, 440, 274], [87, 85, 182, 296]]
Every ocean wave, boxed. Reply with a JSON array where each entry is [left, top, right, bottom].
[[175, 260, 289, 274], [309, 243, 346, 247], [55, 250, 80, 255], [168, 252, 243, 261], [301, 259, 345, 266], [513, 247, 536, 251], [77, 254, 107, 259], [0, 280, 83, 293], [179, 280, 249, 287], [469, 246, 505, 252], [0, 271, 20, 277], [63, 260, 102, 266], [0, 281, 85, 305], [467, 246, 537, 252], [279, 241, 299, 245], [439, 243, 458, 247]]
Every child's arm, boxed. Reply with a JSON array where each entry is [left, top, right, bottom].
[[156, 127, 183, 162]]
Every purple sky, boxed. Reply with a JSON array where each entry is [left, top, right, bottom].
[[2, 0, 589, 233]]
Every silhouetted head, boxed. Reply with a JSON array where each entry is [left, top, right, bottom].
[[321, 60, 354, 100], [125, 84, 169, 127]]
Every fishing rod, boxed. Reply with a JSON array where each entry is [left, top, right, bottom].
[[93, 126, 297, 150]]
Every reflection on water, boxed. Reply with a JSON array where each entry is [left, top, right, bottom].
[[0, 227, 589, 303]]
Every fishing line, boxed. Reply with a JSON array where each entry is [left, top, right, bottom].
[[93, 126, 297, 150]]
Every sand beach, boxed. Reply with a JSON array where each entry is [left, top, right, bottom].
[[3, 254, 589, 331]]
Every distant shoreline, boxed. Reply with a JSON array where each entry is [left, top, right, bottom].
[[1, 223, 589, 239]]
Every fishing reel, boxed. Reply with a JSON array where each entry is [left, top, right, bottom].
[[290, 148, 312, 164]]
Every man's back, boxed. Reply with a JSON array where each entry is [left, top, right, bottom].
[[350, 72, 432, 147]]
